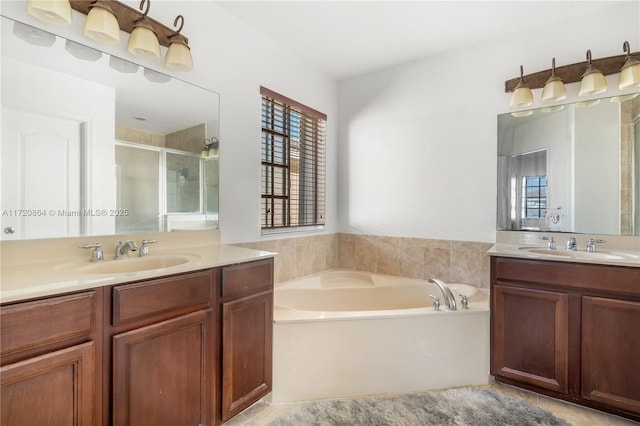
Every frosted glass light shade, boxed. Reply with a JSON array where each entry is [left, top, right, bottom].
[[510, 86, 533, 108], [619, 61, 640, 90], [579, 69, 607, 96], [542, 78, 566, 103], [165, 40, 193, 71], [541, 58, 566, 103], [84, 3, 120, 44], [128, 23, 160, 59], [27, 0, 71, 26]]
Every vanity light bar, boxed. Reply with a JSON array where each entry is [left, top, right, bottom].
[[505, 50, 639, 92], [68, 0, 187, 48]]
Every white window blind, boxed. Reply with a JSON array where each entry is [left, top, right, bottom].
[[260, 86, 326, 230]]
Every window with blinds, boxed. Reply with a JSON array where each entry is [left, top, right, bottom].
[[260, 86, 326, 231]]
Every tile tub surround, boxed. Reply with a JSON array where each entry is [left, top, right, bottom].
[[235, 233, 493, 288]]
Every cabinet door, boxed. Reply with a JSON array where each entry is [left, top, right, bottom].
[[582, 296, 640, 414], [221, 291, 273, 421], [1, 342, 95, 426], [112, 309, 213, 426], [491, 284, 569, 393]]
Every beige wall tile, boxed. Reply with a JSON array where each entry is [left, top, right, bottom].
[[450, 248, 483, 286], [375, 236, 399, 276], [239, 233, 492, 286], [424, 247, 451, 282], [355, 236, 377, 272], [338, 240, 356, 269], [398, 245, 425, 279]]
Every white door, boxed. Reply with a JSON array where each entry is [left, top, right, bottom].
[[1, 108, 83, 240]]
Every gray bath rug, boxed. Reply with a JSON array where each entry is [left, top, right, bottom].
[[269, 387, 571, 426]]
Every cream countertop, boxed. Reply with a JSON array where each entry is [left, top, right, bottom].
[[0, 229, 276, 304], [488, 231, 640, 268]]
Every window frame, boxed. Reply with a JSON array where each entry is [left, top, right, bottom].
[[260, 86, 326, 233]]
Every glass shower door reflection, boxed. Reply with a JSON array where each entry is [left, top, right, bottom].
[[115, 145, 160, 232], [166, 153, 200, 213]]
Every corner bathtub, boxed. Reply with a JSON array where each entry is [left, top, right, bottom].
[[270, 270, 490, 403]]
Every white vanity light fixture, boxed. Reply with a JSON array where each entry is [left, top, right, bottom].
[[619, 41, 640, 90], [506, 43, 639, 107], [127, 0, 160, 59], [164, 15, 193, 71], [84, 0, 120, 44], [578, 49, 607, 97], [509, 65, 534, 108], [27, 0, 72, 26], [25, 0, 193, 71], [541, 58, 566, 103]]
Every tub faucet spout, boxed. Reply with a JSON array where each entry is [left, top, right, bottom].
[[428, 278, 457, 310]]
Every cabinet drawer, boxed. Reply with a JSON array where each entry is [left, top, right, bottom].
[[221, 259, 273, 300], [1, 291, 96, 357], [113, 270, 212, 327]]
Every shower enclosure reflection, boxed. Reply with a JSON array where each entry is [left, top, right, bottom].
[[115, 140, 218, 233]]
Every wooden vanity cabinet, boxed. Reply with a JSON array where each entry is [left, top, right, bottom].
[[582, 296, 640, 414], [219, 259, 274, 422], [491, 284, 570, 394], [0, 289, 103, 426], [0, 257, 275, 426], [490, 256, 640, 421], [109, 270, 215, 426]]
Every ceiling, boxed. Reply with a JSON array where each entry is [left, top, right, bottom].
[[215, 1, 622, 81]]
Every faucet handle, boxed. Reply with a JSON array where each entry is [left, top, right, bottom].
[[540, 236, 556, 249], [139, 239, 157, 257], [586, 238, 606, 253], [429, 295, 441, 311], [80, 243, 104, 262], [459, 294, 469, 309]]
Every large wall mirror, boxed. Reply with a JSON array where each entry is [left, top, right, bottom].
[[497, 93, 640, 236], [1, 15, 220, 240]]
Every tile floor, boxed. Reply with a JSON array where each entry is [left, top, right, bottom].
[[224, 382, 640, 426]]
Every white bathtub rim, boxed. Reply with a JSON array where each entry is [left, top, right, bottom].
[[274, 269, 489, 323], [275, 269, 479, 290]]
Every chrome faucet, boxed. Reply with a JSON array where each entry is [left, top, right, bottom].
[[566, 237, 577, 251], [115, 240, 138, 259], [586, 238, 606, 253], [428, 278, 457, 310]]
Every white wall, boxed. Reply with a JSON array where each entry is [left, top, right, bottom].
[[337, 2, 640, 243]]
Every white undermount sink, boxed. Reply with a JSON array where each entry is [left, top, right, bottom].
[[58, 254, 200, 275], [518, 246, 639, 261]]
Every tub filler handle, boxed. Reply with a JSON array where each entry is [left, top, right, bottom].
[[428, 278, 457, 311], [429, 295, 441, 311], [459, 294, 469, 309]]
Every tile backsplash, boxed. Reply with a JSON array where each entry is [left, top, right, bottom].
[[235, 233, 492, 288]]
